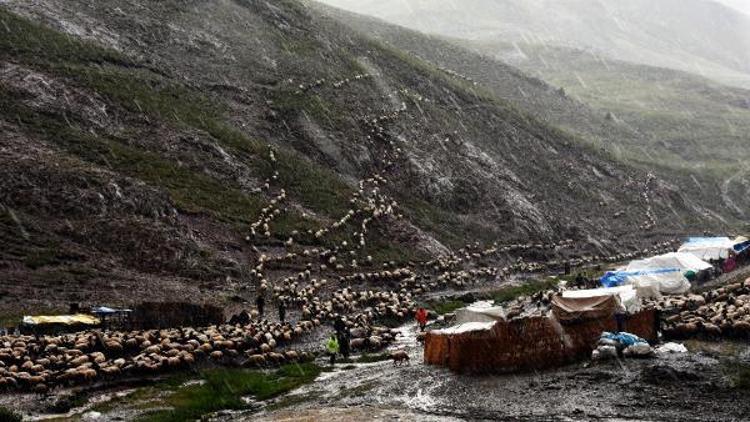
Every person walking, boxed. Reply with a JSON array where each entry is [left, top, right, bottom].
[[416, 307, 428, 332], [278, 300, 286, 323], [326, 334, 339, 366], [256, 295, 265, 318]]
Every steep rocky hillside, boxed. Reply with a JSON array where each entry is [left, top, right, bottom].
[[314, 2, 749, 224], [0, 0, 713, 318]]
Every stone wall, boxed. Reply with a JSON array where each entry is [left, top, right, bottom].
[[424, 310, 656, 374]]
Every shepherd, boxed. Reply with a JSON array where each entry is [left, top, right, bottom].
[[326, 334, 339, 366], [416, 307, 428, 332], [256, 295, 265, 318], [278, 300, 286, 323]]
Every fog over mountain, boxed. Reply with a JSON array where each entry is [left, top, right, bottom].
[[715, 0, 750, 16], [319, 0, 750, 88]]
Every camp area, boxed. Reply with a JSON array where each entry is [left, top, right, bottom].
[[424, 234, 750, 374]]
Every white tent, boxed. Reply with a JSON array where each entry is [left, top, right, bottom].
[[454, 301, 506, 324], [562, 285, 642, 313], [627, 252, 713, 273], [601, 268, 691, 295], [678, 237, 735, 261]]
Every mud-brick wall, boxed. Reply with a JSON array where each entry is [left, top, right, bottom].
[[424, 310, 656, 374]]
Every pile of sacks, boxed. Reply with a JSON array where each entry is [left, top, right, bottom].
[[592, 331, 653, 360]]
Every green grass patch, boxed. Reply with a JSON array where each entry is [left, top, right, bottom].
[[429, 299, 467, 315], [723, 361, 750, 389], [491, 279, 558, 303], [0, 7, 129, 68], [0, 406, 22, 422], [139, 363, 322, 422]]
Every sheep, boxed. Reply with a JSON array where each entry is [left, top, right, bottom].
[[390, 350, 409, 366]]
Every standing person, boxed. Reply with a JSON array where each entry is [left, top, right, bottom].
[[333, 315, 345, 334], [278, 300, 286, 323], [416, 307, 428, 332], [338, 328, 351, 360], [614, 301, 627, 333], [326, 334, 339, 366], [256, 295, 265, 318]]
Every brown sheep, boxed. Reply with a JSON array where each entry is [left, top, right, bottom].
[[391, 350, 409, 366]]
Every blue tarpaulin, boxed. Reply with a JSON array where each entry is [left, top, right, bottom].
[[734, 240, 750, 253], [685, 237, 731, 244], [600, 268, 681, 288]]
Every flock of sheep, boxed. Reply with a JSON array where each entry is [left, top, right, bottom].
[[659, 278, 750, 339]]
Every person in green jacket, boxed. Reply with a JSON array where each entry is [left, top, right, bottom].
[[326, 334, 339, 365]]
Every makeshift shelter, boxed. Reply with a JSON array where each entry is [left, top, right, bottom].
[[22, 314, 100, 326], [733, 236, 750, 254], [551, 295, 618, 323], [562, 285, 641, 313], [678, 237, 736, 261], [627, 252, 712, 273], [600, 268, 690, 295], [424, 307, 657, 374], [91, 307, 132, 330], [454, 301, 506, 324], [21, 314, 101, 334]]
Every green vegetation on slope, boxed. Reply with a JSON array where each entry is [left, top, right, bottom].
[[0, 7, 353, 233], [139, 363, 322, 422]]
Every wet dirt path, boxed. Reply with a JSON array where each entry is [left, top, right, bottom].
[[231, 323, 750, 422]]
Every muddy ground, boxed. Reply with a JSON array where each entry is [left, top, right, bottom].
[[12, 321, 748, 422], [232, 325, 750, 422]]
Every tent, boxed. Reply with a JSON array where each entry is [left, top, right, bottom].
[[22, 314, 100, 326], [733, 236, 750, 254], [678, 237, 735, 261], [551, 295, 618, 323], [626, 252, 712, 273], [562, 285, 641, 313], [600, 268, 690, 295], [455, 301, 506, 324]]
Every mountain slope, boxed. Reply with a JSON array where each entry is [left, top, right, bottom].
[[319, 0, 750, 89], [313, 2, 750, 222], [0, 0, 716, 317]]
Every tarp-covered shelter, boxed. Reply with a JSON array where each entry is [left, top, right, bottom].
[[562, 285, 641, 313], [678, 237, 736, 261], [22, 314, 100, 326], [733, 236, 750, 254], [454, 301, 506, 324], [600, 268, 690, 295], [21, 314, 101, 334], [551, 295, 618, 323], [627, 252, 712, 273]]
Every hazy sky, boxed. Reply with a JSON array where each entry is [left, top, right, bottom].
[[321, 0, 750, 17], [714, 0, 750, 16]]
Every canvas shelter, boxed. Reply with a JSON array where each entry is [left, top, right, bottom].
[[600, 268, 690, 295], [22, 314, 100, 326], [627, 252, 712, 273], [678, 237, 736, 261], [551, 295, 618, 323], [454, 301, 506, 324], [562, 285, 641, 313]]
